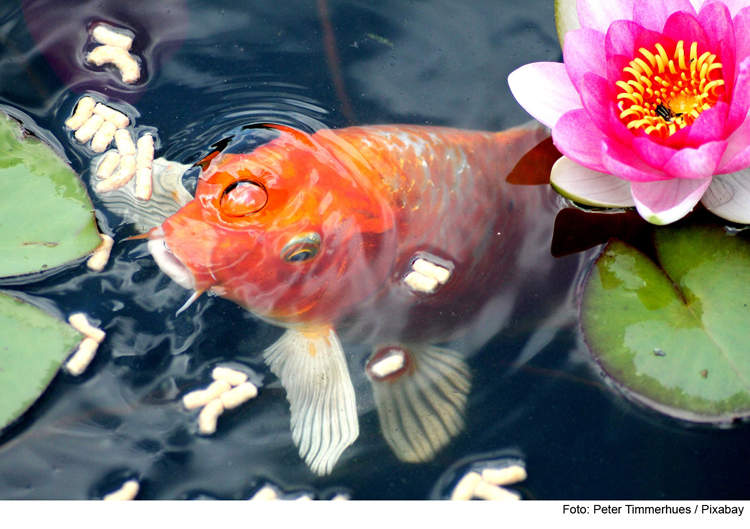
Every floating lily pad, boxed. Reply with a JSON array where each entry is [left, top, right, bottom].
[[0, 292, 82, 432], [0, 111, 100, 278], [581, 225, 750, 422]]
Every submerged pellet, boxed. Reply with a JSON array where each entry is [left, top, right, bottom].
[[198, 398, 224, 434], [93, 103, 130, 128], [182, 379, 232, 410], [114, 129, 136, 155], [473, 480, 521, 501], [212, 366, 248, 386], [68, 313, 106, 343], [413, 258, 451, 284], [450, 471, 482, 501], [74, 114, 104, 143], [134, 168, 153, 201], [87, 234, 114, 272], [136, 134, 154, 169], [250, 485, 279, 501], [65, 97, 96, 130], [481, 465, 527, 486], [90, 121, 117, 152], [219, 382, 258, 410], [65, 337, 99, 376], [87, 45, 140, 84], [103, 480, 140, 501], [96, 151, 121, 179], [404, 271, 439, 293], [97, 155, 135, 193], [92, 25, 133, 51]]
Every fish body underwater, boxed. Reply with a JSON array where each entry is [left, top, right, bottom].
[[147, 122, 559, 475]]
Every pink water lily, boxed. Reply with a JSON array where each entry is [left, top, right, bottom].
[[509, 0, 750, 224]]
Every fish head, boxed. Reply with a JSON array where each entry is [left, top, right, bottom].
[[149, 125, 396, 325]]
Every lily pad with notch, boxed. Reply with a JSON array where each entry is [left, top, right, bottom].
[[580, 224, 750, 423]]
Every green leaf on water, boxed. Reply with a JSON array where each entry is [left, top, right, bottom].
[[580, 225, 750, 423], [0, 292, 82, 432], [0, 111, 100, 278]]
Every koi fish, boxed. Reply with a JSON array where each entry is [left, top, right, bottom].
[[147, 122, 555, 474]]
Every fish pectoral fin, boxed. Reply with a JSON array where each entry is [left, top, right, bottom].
[[263, 328, 359, 475], [366, 343, 471, 463]]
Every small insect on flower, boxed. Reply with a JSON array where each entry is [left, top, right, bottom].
[[655, 103, 683, 124]]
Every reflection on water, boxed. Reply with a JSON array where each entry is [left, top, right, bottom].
[[0, 0, 749, 500]]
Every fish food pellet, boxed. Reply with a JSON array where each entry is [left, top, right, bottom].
[[134, 167, 153, 201], [96, 151, 121, 179], [90, 121, 117, 152], [472, 480, 521, 501], [212, 366, 248, 386], [404, 271, 439, 293], [65, 96, 96, 130], [87, 45, 140, 84], [65, 337, 99, 376], [249, 485, 278, 501], [368, 351, 405, 378], [450, 471, 482, 501], [103, 480, 139, 501], [136, 134, 154, 169], [219, 382, 258, 410], [413, 258, 451, 284], [87, 234, 115, 272], [114, 129, 136, 155], [182, 379, 232, 409], [93, 103, 130, 128], [481, 465, 527, 486], [92, 24, 133, 51], [198, 398, 224, 434], [68, 313, 106, 343], [97, 155, 135, 193], [74, 114, 104, 143]]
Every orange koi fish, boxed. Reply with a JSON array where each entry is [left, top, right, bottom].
[[148, 122, 553, 474]]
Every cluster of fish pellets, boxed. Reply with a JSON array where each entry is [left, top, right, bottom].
[[450, 464, 527, 501], [182, 366, 259, 435], [404, 257, 452, 294], [65, 313, 106, 376], [249, 484, 348, 501], [86, 24, 140, 84], [66, 96, 156, 200]]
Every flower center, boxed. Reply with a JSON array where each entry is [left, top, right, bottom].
[[616, 40, 725, 139]]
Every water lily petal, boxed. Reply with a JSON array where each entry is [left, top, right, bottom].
[[605, 20, 642, 58], [552, 109, 608, 172], [632, 137, 678, 169], [663, 140, 727, 178], [684, 101, 728, 146], [662, 11, 710, 52], [602, 138, 672, 182], [719, 117, 750, 173], [630, 177, 711, 225], [508, 63, 582, 129], [701, 168, 750, 223], [734, 7, 750, 67], [725, 56, 750, 136], [634, 0, 697, 33], [564, 28, 607, 93], [697, 1, 734, 52], [702, 0, 749, 17], [577, 0, 635, 33], [550, 156, 635, 207], [578, 72, 613, 133]]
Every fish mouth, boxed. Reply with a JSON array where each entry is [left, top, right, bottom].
[[147, 227, 196, 291]]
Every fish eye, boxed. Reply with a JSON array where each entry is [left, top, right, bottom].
[[281, 232, 321, 263], [220, 180, 268, 217]]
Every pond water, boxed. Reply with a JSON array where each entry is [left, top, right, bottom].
[[1, 0, 750, 500]]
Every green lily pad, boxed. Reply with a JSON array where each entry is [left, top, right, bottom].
[[0, 291, 82, 432], [580, 225, 750, 423], [0, 111, 100, 278]]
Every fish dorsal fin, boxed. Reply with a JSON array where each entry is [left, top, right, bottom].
[[263, 328, 359, 475], [366, 343, 471, 463]]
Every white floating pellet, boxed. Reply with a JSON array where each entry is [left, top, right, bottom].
[[250, 485, 279, 501], [93, 103, 130, 128], [212, 366, 248, 387], [404, 271, 439, 294], [294, 495, 313, 501], [96, 151, 121, 179], [103, 480, 140, 501], [74, 114, 104, 143], [68, 313, 106, 343], [65, 97, 96, 130], [198, 398, 224, 435], [87, 234, 115, 272], [90, 121, 117, 152], [330, 494, 350, 501], [369, 352, 405, 378], [473, 480, 521, 501], [450, 471, 482, 501], [92, 25, 133, 51], [134, 167, 153, 201], [97, 155, 135, 193], [220, 382, 258, 410], [87, 45, 140, 84], [413, 258, 451, 284], [182, 379, 232, 410], [65, 337, 99, 376], [136, 134, 154, 169], [114, 129, 136, 155], [481, 465, 527, 486]]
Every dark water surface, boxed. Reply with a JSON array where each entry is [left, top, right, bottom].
[[1, 0, 749, 500]]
